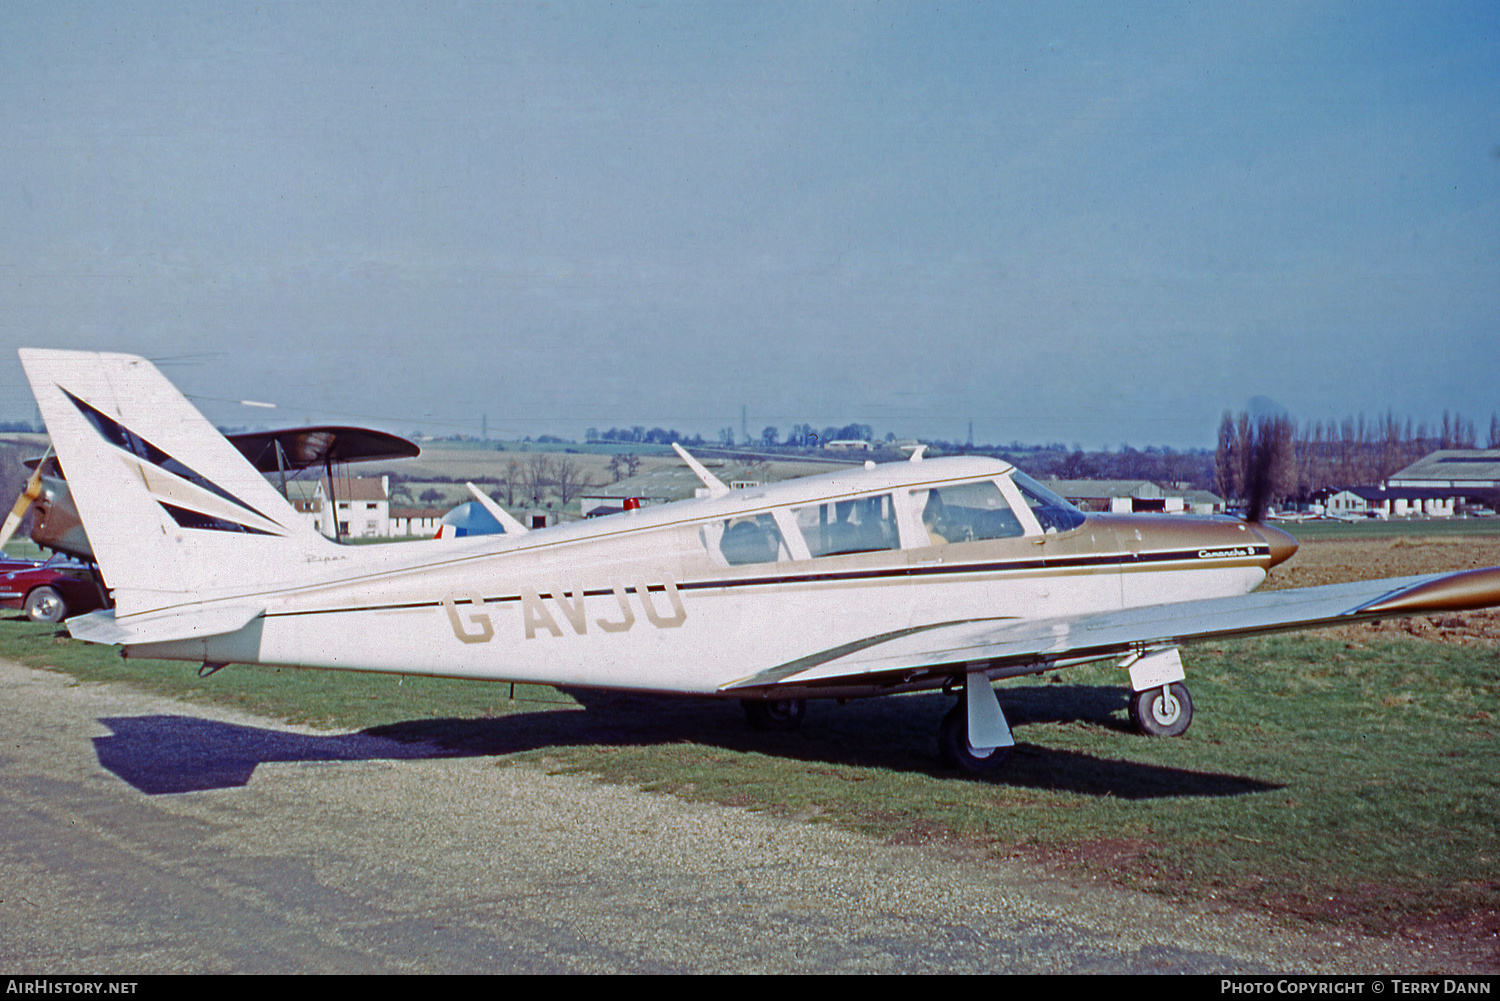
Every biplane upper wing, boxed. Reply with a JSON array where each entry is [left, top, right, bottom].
[[227, 426, 421, 472], [723, 566, 1500, 693]]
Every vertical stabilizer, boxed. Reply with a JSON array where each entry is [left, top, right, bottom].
[[19, 349, 337, 616]]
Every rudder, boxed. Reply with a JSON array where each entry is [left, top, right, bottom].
[[19, 349, 336, 616]]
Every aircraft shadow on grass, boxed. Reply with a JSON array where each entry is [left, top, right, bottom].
[[94, 684, 1280, 798]]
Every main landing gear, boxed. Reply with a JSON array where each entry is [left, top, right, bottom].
[[741, 698, 807, 731], [1129, 682, 1193, 737], [1124, 647, 1194, 737]]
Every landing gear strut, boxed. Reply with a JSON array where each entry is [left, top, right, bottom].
[[1128, 682, 1193, 737], [938, 672, 1014, 773], [1123, 647, 1194, 737]]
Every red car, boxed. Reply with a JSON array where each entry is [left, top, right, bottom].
[[0, 554, 108, 623]]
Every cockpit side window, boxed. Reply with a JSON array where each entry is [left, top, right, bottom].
[[1010, 471, 1087, 533], [912, 480, 1025, 544], [793, 494, 899, 558]]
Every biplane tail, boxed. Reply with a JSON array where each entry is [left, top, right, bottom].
[[19, 349, 337, 621]]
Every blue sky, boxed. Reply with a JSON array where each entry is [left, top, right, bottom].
[[1, 2, 1495, 448]]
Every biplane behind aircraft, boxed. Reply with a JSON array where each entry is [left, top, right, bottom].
[[3, 425, 421, 563], [14, 349, 1500, 771]]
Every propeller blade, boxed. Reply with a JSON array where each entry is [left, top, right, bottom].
[[0, 456, 47, 551], [1245, 442, 1271, 524]]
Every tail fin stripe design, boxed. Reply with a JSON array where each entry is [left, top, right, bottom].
[[63, 387, 283, 526], [23, 348, 335, 615], [159, 502, 278, 536]]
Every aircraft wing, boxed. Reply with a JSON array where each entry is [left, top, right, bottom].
[[226, 426, 420, 473], [722, 566, 1500, 694]]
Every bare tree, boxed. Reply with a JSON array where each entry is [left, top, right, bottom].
[[552, 456, 595, 507], [1214, 411, 1244, 502], [608, 453, 642, 483], [522, 453, 554, 504], [500, 458, 520, 506]]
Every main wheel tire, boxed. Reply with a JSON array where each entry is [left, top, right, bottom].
[[1129, 682, 1193, 737], [24, 586, 66, 624], [938, 705, 1012, 772], [742, 698, 806, 731]]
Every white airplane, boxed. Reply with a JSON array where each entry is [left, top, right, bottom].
[[17, 349, 1500, 771]]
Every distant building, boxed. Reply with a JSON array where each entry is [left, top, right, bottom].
[[1043, 479, 1222, 516], [1387, 449, 1500, 493], [579, 460, 788, 517], [1173, 489, 1226, 516], [580, 467, 711, 518], [1367, 449, 1500, 514], [389, 506, 446, 537], [1319, 486, 1455, 519], [286, 476, 392, 538]]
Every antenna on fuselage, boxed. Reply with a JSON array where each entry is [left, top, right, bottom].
[[465, 482, 529, 535], [673, 442, 730, 498]]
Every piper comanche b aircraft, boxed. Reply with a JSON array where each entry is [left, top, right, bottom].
[[17, 349, 1500, 771]]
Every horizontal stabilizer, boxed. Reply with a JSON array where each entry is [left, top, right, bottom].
[[66, 604, 265, 647]]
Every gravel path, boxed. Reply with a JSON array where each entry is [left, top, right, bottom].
[[0, 658, 1480, 974]]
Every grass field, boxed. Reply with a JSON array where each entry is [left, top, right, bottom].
[[1277, 517, 1500, 542], [2, 597, 1495, 939]]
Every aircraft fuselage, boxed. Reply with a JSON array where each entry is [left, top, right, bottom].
[[127, 458, 1294, 699]]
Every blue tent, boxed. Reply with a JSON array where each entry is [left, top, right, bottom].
[[438, 501, 505, 537]]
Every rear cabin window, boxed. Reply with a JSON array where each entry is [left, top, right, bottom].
[[912, 480, 1024, 544], [793, 494, 899, 557], [701, 513, 790, 566]]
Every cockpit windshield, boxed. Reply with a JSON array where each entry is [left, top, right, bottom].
[[1009, 470, 1086, 533]]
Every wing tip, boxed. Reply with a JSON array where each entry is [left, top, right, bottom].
[[1359, 565, 1500, 616]]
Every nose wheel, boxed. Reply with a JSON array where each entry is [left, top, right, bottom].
[[938, 672, 1016, 772], [938, 705, 1012, 772], [1128, 682, 1193, 737]]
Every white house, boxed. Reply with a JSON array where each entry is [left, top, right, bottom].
[[286, 476, 391, 538]]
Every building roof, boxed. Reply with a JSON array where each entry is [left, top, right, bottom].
[[1388, 450, 1500, 486], [280, 477, 387, 501], [389, 506, 447, 519], [585, 461, 789, 503], [1329, 485, 1459, 501], [583, 467, 717, 503], [1043, 479, 1163, 499]]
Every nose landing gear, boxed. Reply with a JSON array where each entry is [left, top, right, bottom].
[[938, 671, 1014, 772]]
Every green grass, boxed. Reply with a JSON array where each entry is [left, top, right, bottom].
[[1279, 518, 1500, 541], [2, 615, 1495, 936]]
